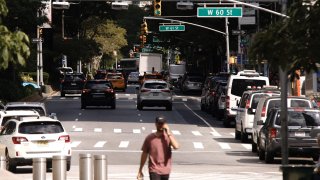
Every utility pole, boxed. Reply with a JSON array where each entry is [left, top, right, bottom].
[[279, 0, 288, 166]]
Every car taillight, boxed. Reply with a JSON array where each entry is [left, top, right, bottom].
[[141, 89, 151, 92], [105, 89, 114, 93], [82, 89, 90, 93], [226, 96, 230, 108], [12, 137, 28, 144], [59, 135, 70, 143], [269, 128, 277, 139], [211, 91, 216, 96], [261, 106, 266, 117], [245, 99, 251, 109]]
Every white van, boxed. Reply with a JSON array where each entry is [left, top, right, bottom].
[[251, 96, 314, 153], [223, 70, 269, 127]]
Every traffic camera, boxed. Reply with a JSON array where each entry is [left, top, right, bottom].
[[154, 0, 161, 16]]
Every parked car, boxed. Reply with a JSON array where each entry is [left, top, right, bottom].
[[136, 80, 173, 111], [127, 72, 139, 84], [257, 108, 320, 163], [0, 110, 40, 130], [216, 86, 227, 119], [5, 102, 56, 119], [234, 87, 280, 142], [180, 72, 204, 94], [106, 72, 126, 92], [81, 80, 116, 109], [252, 96, 315, 153], [0, 117, 72, 171], [60, 73, 86, 97], [210, 81, 228, 118], [223, 70, 269, 127]]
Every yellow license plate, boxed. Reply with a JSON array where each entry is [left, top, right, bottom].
[[37, 140, 48, 145]]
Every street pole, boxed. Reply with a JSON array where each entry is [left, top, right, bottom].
[[225, 18, 230, 73], [39, 38, 43, 86], [280, 0, 288, 166], [36, 27, 40, 87]]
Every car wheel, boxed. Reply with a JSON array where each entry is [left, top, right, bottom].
[[81, 102, 86, 109], [240, 124, 248, 143], [313, 155, 319, 162], [200, 103, 205, 111], [258, 146, 265, 160], [235, 129, 241, 140], [61, 92, 65, 97], [265, 149, 274, 164], [137, 103, 143, 110], [67, 160, 71, 171], [111, 101, 116, 109], [166, 104, 172, 111], [252, 141, 257, 153], [122, 88, 126, 92], [5, 150, 16, 172]]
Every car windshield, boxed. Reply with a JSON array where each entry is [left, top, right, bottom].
[[231, 79, 267, 97], [275, 111, 320, 127], [19, 121, 64, 134], [6, 107, 45, 116], [85, 81, 112, 89], [94, 73, 106, 79], [107, 74, 123, 79], [144, 83, 167, 89], [251, 94, 270, 109], [145, 75, 162, 79], [64, 74, 85, 81], [188, 77, 202, 82]]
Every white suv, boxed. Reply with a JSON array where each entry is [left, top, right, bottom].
[[0, 110, 40, 129], [223, 70, 269, 127], [252, 96, 314, 153], [137, 80, 173, 111], [235, 88, 280, 142], [0, 117, 72, 172]]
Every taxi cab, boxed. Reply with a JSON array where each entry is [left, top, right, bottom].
[[106, 72, 126, 92], [139, 72, 164, 85]]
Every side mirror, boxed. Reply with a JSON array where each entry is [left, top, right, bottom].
[[248, 108, 256, 115], [257, 120, 264, 125], [49, 113, 58, 120], [236, 100, 239, 107]]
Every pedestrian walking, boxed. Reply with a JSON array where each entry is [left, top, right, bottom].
[[137, 116, 179, 180]]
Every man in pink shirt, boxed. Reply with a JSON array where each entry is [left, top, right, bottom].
[[137, 116, 179, 180]]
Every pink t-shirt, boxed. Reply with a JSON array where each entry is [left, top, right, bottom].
[[141, 133, 172, 175]]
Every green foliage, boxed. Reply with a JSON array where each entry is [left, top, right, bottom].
[[0, 79, 24, 102], [81, 16, 127, 56], [0, 0, 8, 17]]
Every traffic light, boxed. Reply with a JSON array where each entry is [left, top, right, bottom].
[[141, 21, 148, 35], [154, 0, 161, 16]]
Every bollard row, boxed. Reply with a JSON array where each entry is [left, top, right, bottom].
[[0, 154, 107, 180]]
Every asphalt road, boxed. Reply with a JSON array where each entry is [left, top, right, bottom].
[[12, 85, 316, 179]]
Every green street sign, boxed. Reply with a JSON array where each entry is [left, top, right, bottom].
[[159, 25, 185, 32], [197, 7, 242, 18]]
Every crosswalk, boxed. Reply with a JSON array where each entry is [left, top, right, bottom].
[[68, 127, 252, 151]]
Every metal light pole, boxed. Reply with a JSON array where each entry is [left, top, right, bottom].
[[225, 18, 230, 73]]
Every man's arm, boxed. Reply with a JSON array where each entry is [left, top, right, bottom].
[[163, 123, 179, 149], [137, 151, 148, 179]]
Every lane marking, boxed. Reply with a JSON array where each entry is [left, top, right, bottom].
[[73, 97, 79, 99], [192, 131, 202, 136], [119, 141, 129, 148], [218, 143, 231, 149], [133, 129, 141, 133], [114, 129, 122, 133], [242, 144, 252, 150], [182, 98, 188, 102], [193, 142, 204, 149], [184, 104, 219, 137], [73, 128, 83, 132], [230, 133, 235, 137], [210, 131, 222, 137], [94, 141, 107, 148], [171, 130, 181, 135], [94, 128, 102, 132], [71, 141, 81, 148]]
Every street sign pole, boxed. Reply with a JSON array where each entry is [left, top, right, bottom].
[[225, 18, 230, 73]]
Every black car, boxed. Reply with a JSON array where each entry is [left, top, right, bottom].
[[258, 107, 320, 163], [60, 73, 86, 97], [81, 80, 116, 109]]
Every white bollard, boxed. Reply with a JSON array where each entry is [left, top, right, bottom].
[[33, 158, 46, 180], [94, 155, 107, 180], [0, 156, 5, 169], [52, 155, 67, 180], [80, 154, 93, 180]]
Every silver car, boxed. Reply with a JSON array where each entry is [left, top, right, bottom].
[[127, 72, 139, 84], [136, 80, 173, 111]]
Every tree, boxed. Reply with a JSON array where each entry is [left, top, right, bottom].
[[0, 0, 30, 70]]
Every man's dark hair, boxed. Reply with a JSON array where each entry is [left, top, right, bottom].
[[155, 116, 167, 124]]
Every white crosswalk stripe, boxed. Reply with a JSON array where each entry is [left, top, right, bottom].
[[114, 129, 122, 133], [193, 142, 204, 149], [192, 131, 202, 136], [242, 144, 252, 150], [133, 129, 141, 133], [218, 143, 231, 149], [94, 141, 107, 148], [94, 128, 102, 132], [71, 141, 81, 148], [172, 130, 181, 135], [119, 141, 129, 148], [211, 131, 221, 137]]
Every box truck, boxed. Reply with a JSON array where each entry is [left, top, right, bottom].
[[139, 53, 162, 76]]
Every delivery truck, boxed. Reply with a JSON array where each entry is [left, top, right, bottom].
[[139, 53, 162, 76]]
